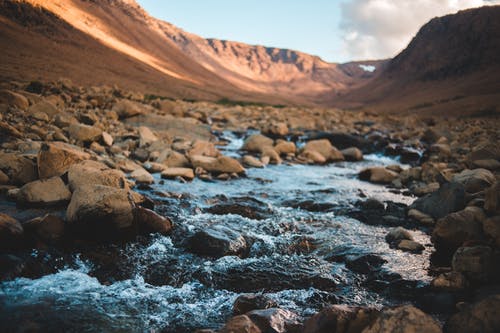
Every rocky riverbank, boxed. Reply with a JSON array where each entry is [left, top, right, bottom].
[[0, 79, 499, 332]]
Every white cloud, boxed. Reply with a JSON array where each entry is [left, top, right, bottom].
[[339, 0, 500, 60]]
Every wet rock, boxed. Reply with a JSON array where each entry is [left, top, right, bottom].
[[407, 209, 435, 226], [307, 131, 372, 151], [303, 305, 379, 333], [243, 155, 265, 168], [138, 126, 158, 147], [0, 169, 9, 185], [68, 160, 128, 191], [187, 225, 247, 258], [0, 89, 29, 109], [205, 197, 271, 220], [66, 185, 134, 240], [132, 206, 172, 235], [484, 182, 500, 215], [247, 308, 302, 333], [0, 254, 25, 280], [68, 123, 102, 143], [451, 246, 498, 283], [130, 167, 154, 184], [190, 155, 245, 175], [358, 167, 398, 184], [399, 147, 422, 164], [345, 254, 387, 274], [397, 240, 425, 253], [112, 99, 145, 119], [411, 182, 466, 219], [282, 200, 335, 212], [161, 167, 195, 180], [23, 214, 65, 244], [219, 315, 262, 333], [37, 142, 90, 179], [17, 177, 71, 206], [242, 134, 274, 153], [444, 295, 500, 333], [0, 213, 24, 250], [385, 227, 413, 245], [483, 216, 500, 247], [233, 294, 278, 315], [300, 150, 327, 164], [0, 153, 38, 185], [300, 139, 344, 163], [362, 305, 441, 333], [340, 147, 363, 161], [431, 271, 468, 291], [452, 168, 496, 193], [432, 207, 486, 255]]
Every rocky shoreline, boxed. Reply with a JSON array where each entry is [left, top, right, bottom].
[[0, 79, 499, 332]]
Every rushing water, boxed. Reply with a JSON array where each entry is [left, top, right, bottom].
[[0, 133, 432, 332]]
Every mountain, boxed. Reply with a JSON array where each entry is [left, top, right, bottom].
[[0, 0, 383, 105], [333, 6, 500, 116]]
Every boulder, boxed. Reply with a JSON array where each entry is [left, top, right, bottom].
[[261, 147, 282, 165], [452, 169, 496, 193], [243, 155, 265, 168], [345, 254, 387, 274], [219, 315, 261, 333], [137, 126, 158, 147], [303, 305, 379, 333], [18, 177, 71, 206], [190, 155, 245, 175], [129, 168, 154, 184], [407, 209, 435, 226], [362, 305, 441, 333], [359, 167, 398, 184], [28, 100, 59, 119], [300, 150, 327, 164], [68, 160, 127, 192], [0, 170, 9, 185], [161, 167, 195, 180], [157, 149, 190, 168], [233, 294, 278, 315], [0, 213, 24, 250], [274, 140, 296, 156], [188, 140, 220, 157], [432, 207, 486, 254], [341, 147, 363, 161], [431, 271, 468, 291], [0, 89, 29, 109], [242, 134, 274, 153], [247, 308, 302, 333], [101, 132, 114, 146], [23, 214, 65, 244], [484, 182, 500, 215], [397, 240, 425, 253], [411, 182, 466, 219], [300, 139, 344, 162], [68, 123, 103, 143], [187, 225, 247, 258], [444, 295, 500, 333], [467, 143, 500, 169], [385, 227, 413, 244], [263, 122, 289, 137], [451, 246, 498, 283], [0, 153, 38, 185], [112, 99, 145, 119], [483, 216, 500, 247], [132, 206, 173, 235]]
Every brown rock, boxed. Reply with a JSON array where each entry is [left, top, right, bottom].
[[341, 147, 363, 161], [0, 153, 38, 185], [132, 206, 173, 234], [138, 126, 158, 147], [359, 167, 398, 184], [431, 271, 468, 291], [157, 149, 190, 168], [397, 239, 425, 253], [68, 160, 128, 191], [362, 305, 441, 333], [101, 131, 114, 146], [130, 167, 154, 184], [28, 100, 59, 119], [219, 315, 261, 333], [242, 155, 265, 168], [161, 167, 195, 180], [23, 214, 65, 243], [301, 139, 344, 162], [303, 305, 379, 333], [444, 295, 500, 333], [264, 122, 289, 137], [37, 142, 90, 179], [247, 308, 302, 333], [484, 182, 500, 215], [408, 209, 435, 226], [190, 155, 245, 174], [452, 245, 497, 283], [18, 177, 71, 206], [452, 168, 496, 193], [0, 213, 24, 250], [112, 99, 145, 119], [242, 134, 274, 153], [0, 169, 9, 185], [68, 123, 103, 143], [274, 140, 296, 156], [188, 140, 220, 157], [0, 89, 29, 109], [261, 146, 282, 165], [300, 150, 327, 164], [483, 216, 500, 247]]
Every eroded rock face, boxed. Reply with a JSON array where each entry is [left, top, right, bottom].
[[444, 295, 500, 333], [37, 142, 90, 179], [303, 305, 379, 333], [362, 305, 442, 333], [18, 177, 71, 206]]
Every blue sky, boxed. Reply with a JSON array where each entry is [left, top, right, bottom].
[[137, 0, 499, 63]]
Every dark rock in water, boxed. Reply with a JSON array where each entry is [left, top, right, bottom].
[[303, 305, 379, 333], [348, 200, 409, 227], [345, 254, 387, 274], [23, 214, 65, 244], [411, 182, 466, 219], [305, 131, 373, 152], [204, 196, 271, 220], [187, 225, 248, 258], [399, 147, 422, 164], [0, 254, 25, 280], [0, 212, 24, 250], [196, 255, 337, 292], [132, 206, 173, 235], [233, 294, 278, 315], [417, 291, 461, 314], [282, 199, 335, 212], [444, 295, 500, 333], [247, 308, 303, 333], [363, 305, 441, 333]]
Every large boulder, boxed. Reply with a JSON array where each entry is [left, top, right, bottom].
[[303, 305, 379, 333], [410, 182, 466, 219], [274, 140, 296, 156], [467, 143, 500, 170], [37, 142, 90, 179], [68, 123, 102, 143], [18, 177, 71, 206], [359, 167, 398, 184], [362, 305, 441, 333], [129, 168, 154, 184], [68, 160, 127, 191], [187, 225, 247, 258], [0, 153, 38, 185], [300, 139, 344, 162], [451, 246, 498, 283], [0, 89, 29, 109], [444, 295, 500, 333], [188, 140, 220, 157], [219, 315, 261, 333], [190, 155, 245, 174], [242, 134, 274, 153], [341, 147, 363, 161], [452, 169, 496, 193], [23, 214, 65, 244], [247, 308, 302, 333], [0, 213, 24, 250]]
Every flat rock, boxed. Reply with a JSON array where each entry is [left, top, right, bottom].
[[18, 177, 71, 206], [161, 167, 195, 180], [138, 126, 158, 147], [190, 155, 245, 174]]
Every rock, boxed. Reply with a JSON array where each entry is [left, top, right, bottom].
[[233, 294, 278, 315], [451, 246, 498, 283], [0, 89, 29, 109], [274, 140, 296, 156], [68, 160, 128, 191], [90, 142, 106, 154], [345, 254, 387, 274], [0, 169, 9, 185], [0, 213, 24, 250], [410, 182, 440, 196], [483, 216, 500, 247], [242, 134, 274, 153], [190, 155, 245, 175], [66, 185, 134, 240], [300, 150, 327, 164], [23, 214, 65, 244], [444, 295, 500, 333], [68, 123, 103, 143], [243, 155, 265, 168], [32, 111, 49, 122], [467, 143, 500, 169], [247, 308, 302, 333], [307, 131, 372, 151], [187, 225, 247, 258], [101, 132, 114, 146], [161, 167, 195, 180], [408, 209, 435, 226], [261, 146, 282, 165], [138, 126, 158, 147], [362, 305, 441, 333], [28, 100, 59, 119], [0, 122, 23, 139], [432, 207, 486, 254], [157, 149, 190, 168], [130, 168, 154, 184], [411, 182, 466, 219], [359, 167, 398, 184], [385, 227, 413, 245], [0, 153, 38, 185], [37, 142, 90, 179], [300, 139, 344, 162], [397, 240, 425, 253], [112, 99, 145, 119], [431, 271, 468, 291], [452, 169, 496, 193], [143, 162, 166, 173], [18, 177, 71, 206], [303, 305, 379, 333], [188, 140, 220, 157], [132, 206, 173, 234], [219, 315, 262, 333], [341, 147, 363, 161], [429, 144, 451, 157], [484, 182, 500, 215], [263, 122, 289, 138], [54, 113, 78, 128], [471, 159, 500, 170]]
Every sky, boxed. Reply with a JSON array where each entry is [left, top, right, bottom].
[[137, 0, 499, 63]]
